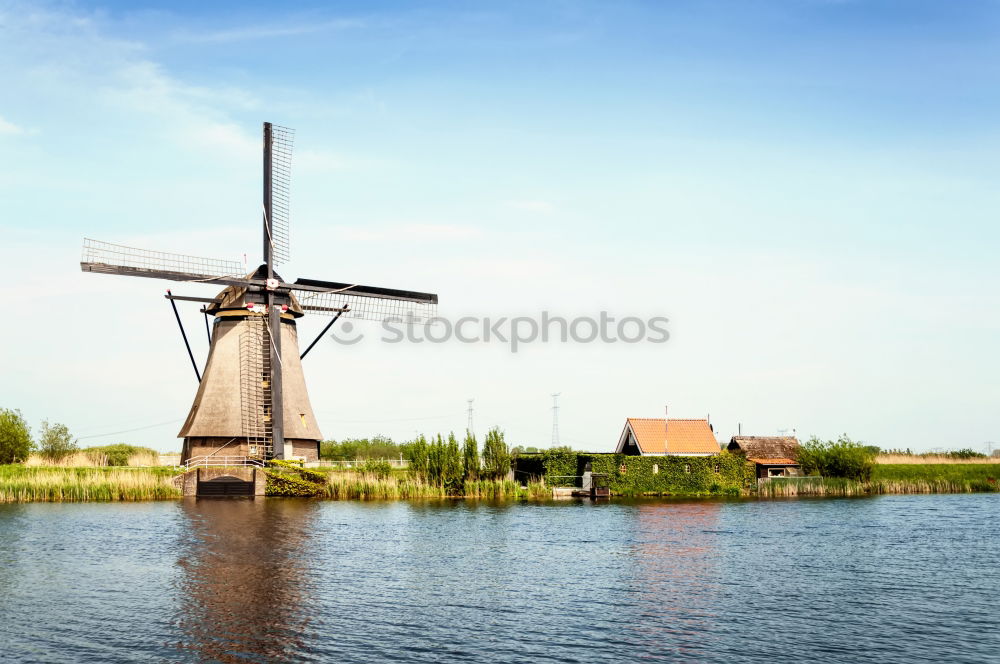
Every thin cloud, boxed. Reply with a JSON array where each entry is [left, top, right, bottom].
[[174, 18, 364, 44], [0, 115, 31, 135]]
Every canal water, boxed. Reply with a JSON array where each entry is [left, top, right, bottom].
[[1, 494, 998, 663]]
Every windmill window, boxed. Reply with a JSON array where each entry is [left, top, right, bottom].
[[714, 463, 721, 474], [619, 464, 627, 474], [684, 463, 692, 474], [652, 464, 659, 474]]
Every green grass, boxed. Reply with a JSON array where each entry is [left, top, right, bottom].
[[0, 465, 181, 502]]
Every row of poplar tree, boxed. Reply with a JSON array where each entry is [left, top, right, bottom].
[[404, 427, 511, 489]]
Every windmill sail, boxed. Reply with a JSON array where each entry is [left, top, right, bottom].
[[291, 277, 438, 323], [268, 124, 294, 266], [81, 238, 244, 284]]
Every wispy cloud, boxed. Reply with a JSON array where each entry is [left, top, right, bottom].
[[174, 18, 364, 44], [0, 115, 31, 136]]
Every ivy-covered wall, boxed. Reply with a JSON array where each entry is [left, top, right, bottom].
[[515, 451, 755, 495], [588, 452, 755, 496]]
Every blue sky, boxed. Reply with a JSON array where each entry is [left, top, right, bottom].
[[1, 0, 998, 452]]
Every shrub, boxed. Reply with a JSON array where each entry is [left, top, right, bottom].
[[320, 435, 402, 461], [946, 448, 987, 459], [0, 409, 32, 464], [266, 459, 328, 496], [83, 444, 158, 467], [37, 421, 77, 463], [361, 459, 392, 479], [481, 427, 510, 480], [798, 435, 876, 481]]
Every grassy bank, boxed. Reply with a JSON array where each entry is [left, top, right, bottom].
[[759, 464, 1000, 497], [0, 465, 181, 502], [3, 463, 997, 503]]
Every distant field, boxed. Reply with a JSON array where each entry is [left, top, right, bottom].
[[759, 463, 1000, 497], [873, 463, 1000, 483], [876, 454, 1000, 464]]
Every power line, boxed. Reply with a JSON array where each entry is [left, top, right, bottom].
[[77, 418, 184, 440], [316, 412, 464, 424]]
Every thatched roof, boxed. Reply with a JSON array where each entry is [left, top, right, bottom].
[[727, 436, 800, 463]]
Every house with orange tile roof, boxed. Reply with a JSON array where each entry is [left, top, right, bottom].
[[615, 418, 720, 456], [727, 436, 802, 479]]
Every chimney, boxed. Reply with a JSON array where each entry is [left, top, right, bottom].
[[664, 405, 669, 448]]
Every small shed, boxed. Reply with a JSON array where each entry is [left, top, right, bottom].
[[727, 436, 802, 479]]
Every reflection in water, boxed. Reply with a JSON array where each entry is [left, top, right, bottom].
[[627, 501, 722, 658], [172, 498, 319, 663]]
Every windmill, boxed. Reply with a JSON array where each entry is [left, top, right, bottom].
[[81, 122, 438, 464]]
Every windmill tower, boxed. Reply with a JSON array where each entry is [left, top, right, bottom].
[[81, 122, 439, 464]]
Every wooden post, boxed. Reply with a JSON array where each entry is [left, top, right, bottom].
[[263, 121, 286, 459], [263, 122, 273, 272], [269, 301, 285, 459]]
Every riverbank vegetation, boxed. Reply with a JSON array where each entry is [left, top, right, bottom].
[[0, 465, 181, 502], [876, 453, 1000, 464], [758, 464, 999, 497], [269, 428, 531, 499]]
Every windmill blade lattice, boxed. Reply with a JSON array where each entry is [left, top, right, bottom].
[[269, 125, 294, 266], [292, 288, 438, 324], [81, 238, 244, 282]]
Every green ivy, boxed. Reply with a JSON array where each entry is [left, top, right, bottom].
[[582, 451, 754, 496], [265, 459, 328, 497], [540, 448, 578, 487]]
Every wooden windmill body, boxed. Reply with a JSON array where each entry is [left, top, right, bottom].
[[81, 123, 438, 465]]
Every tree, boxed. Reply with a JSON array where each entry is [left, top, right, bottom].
[[462, 430, 479, 481], [482, 426, 511, 480], [798, 434, 876, 481], [427, 434, 445, 485], [37, 420, 77, 463], [0, 409, 33, 464], [443, 432, 463, 490], [404, 434, 429, 480]]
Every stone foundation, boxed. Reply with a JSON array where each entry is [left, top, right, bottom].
[[176, 467, 266, 497]]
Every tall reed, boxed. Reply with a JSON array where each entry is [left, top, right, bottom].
[[24, 451, 171, 467], [0, 466, 181, 502], [319, 470, 548, 500], [758, 476, 999, 498], [876, 454, 1000, 465]]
